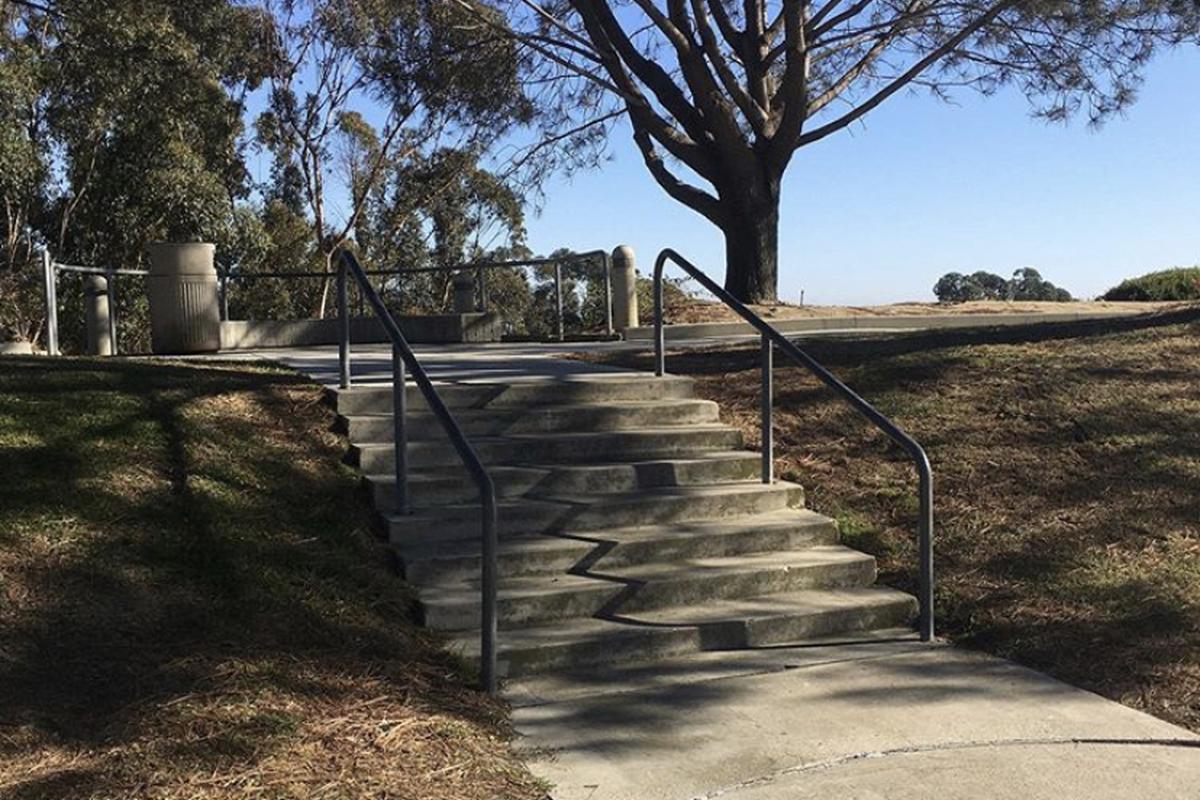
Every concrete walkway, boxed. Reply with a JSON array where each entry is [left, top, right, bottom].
[[509, 635, 1200, 800], [208, 342, 1200, 799]]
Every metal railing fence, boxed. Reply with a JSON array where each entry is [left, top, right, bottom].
[[41, 250, 149, 356], [219, 250, 614, 341]]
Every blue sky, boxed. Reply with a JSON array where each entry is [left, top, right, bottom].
[[524, 47, 1200, 304]]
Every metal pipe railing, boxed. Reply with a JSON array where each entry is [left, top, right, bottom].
[[219, 249, 615, 339], [40, 251, 147, 356], [652, 248, 935, 642], [337, 250, 500, 694]]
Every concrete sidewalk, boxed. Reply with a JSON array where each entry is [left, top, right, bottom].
[[509, 636, 1200, 799]]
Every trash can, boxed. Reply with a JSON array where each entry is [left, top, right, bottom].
[[147, 243, 220, 353]]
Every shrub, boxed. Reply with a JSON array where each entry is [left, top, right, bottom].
[[1102, 268, 1200, 302]]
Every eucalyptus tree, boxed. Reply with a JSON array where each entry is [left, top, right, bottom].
[[0, 0, 268, 344], [470, 0, 1200, 302], [254, 0, 532, 317]]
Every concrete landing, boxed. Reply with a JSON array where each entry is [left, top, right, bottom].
[[215, 341, 636, 386], [510, 636, 1200, 799]]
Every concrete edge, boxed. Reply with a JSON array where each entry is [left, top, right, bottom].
[[624, 309, 1162, 341]]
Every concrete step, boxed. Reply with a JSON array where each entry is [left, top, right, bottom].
[[332, 374, 696, 415], [342, 398, 721, 442], [421, 546, 875, 630], [386, 481, 806, 545], [398, 509, 839, 586], [447, 586, 912, 677], [365, 452, 762, 507], [353, 426, 744, 472], [626, 587, 918, 648]]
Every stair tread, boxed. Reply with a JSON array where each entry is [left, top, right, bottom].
[[383, 479, 805, 521], [356, 424, 740, 450], [343, 398, 718, 419], [449, 587, 912, 653], [363, 451, 762, 485], [604, 545, 872, 582], [396, 508, 835, 561], [424, 544, 871, 598], [625, 586, 916, 626]]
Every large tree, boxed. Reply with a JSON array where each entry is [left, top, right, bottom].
[[472, 0, 1199, 302]]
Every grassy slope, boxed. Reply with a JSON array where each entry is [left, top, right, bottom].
[[591, 313, 1200, 732], [0, 357, 543, 800]]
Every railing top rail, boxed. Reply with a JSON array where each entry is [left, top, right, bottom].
[[652, 248, 934, 641], [52, 263, 149, 277], [221, 250, 610, 281]]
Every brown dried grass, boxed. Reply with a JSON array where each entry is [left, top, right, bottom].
[[0, 358, 544, 800], [586, 312, 1200, 732]]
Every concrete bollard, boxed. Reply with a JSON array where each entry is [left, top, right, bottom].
[[611, 245, 638, 331], [453, 272, 477, 313], [83, 274, 113, 356]]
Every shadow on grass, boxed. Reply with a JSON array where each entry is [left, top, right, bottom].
[[0, 356, 519, 797]]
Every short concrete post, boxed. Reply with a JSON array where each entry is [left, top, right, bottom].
[[453, 272, 477, 313], [611, 245, 638, 332], [83, 274, 113, 356]]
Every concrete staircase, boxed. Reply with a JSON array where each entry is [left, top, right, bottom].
[[334, 372, 917, 678]]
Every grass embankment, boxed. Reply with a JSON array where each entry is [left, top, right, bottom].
[[591, 311, 1200, 732], [0, 358, 543, 799], [660, 297, 1181, 325]]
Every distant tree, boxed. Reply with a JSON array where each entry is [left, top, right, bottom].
[[933, 272, 983, 303], [1008, 267, 1072, 301], [969, 271, 1010, 301]]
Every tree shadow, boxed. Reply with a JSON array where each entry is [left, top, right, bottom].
[[0, 356, 515, 796]]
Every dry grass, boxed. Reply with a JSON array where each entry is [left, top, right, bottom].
[[587, 310, 1200, 733], [0, 358, 545, 800], [663, 297, 1182, 325]]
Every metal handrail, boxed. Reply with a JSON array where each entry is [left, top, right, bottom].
[[652, 249, 935, 641], [220, 250, 614, 340], [336, 249, 501, 694]]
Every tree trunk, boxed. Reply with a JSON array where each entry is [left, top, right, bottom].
[[719, 176, 780, 304]]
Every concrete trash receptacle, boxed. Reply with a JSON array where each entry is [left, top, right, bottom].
[[147, 243, 220, 354]]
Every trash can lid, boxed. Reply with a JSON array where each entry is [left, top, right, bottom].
[[146, 243, 217, 277]]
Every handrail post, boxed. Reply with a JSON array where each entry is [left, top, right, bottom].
[[653, 255, 665, 377], [603, 252, 614, 337], [761, 334, 773, 484], [337, 258, 351, 389], [41, 250, 59, 356], [918, 462, 935, 641], [392, 344, 409, 516], [106, 269, 118, 356], [481, 483, 499, 695], [219, 272, 229, 321], [554, 262, 564, 342]]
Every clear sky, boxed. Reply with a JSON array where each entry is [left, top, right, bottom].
[[523, 47, 1200, 305]]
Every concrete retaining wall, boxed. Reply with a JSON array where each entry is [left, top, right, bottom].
[[624, 310, 1152, 341], [219, 312, 504, 350]]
